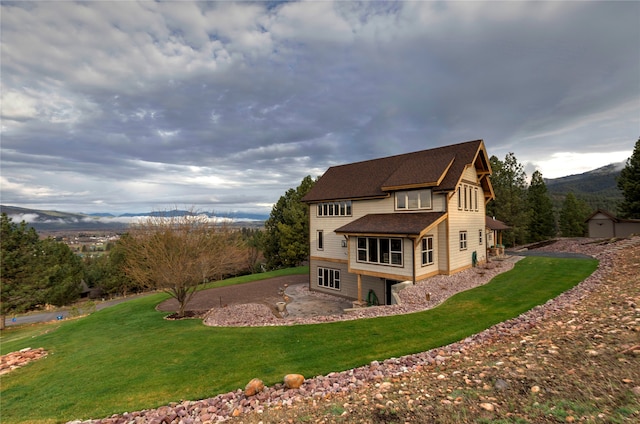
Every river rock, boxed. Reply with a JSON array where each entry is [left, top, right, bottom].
[[244, 378, 264, 396], [284, 374, 305, 389]]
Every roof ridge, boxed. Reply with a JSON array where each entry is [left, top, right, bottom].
[[327, 139, 483, 170]]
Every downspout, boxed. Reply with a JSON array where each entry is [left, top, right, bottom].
[[412, 237, 416, 285]]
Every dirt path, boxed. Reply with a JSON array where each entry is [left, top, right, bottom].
[[155, 274, 308, 313]]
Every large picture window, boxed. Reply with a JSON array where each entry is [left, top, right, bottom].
[[396, 189, 432, 210], [421, 236, 434, 266], [357, 237, 403, 266], [318, 267, 340, 290]]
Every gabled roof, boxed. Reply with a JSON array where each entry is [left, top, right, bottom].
[[302, 139, 492, 203], [335, 212, 447, 237], [585, 209, 640, 223]]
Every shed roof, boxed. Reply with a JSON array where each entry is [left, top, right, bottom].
[[585, 209, 640, 223], [485, 216, 510, 230], [335, 212, 447, 237]]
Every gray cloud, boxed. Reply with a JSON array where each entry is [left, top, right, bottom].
[[1, 1, 638, 214]]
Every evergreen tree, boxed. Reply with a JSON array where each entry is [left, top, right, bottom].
[[559, 192, 591, 237], [1, 214, 85, 328], [263, 175, 315, 270], [91, 238, 142, 297], [527, 170, 556, 242], [36, 238, 84, 307], [487, 153, 529, 246], [1, 214, 41, 328], [617, 138, 640, 219]]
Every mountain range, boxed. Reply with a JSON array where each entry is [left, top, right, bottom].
[[0, 206, 269, 232], [544, 162, 624, 212], [1, 162, 625, 232]]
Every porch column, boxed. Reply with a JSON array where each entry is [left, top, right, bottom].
[[352, 273, 366, 308]]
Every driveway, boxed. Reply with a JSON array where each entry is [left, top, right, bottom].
[[5, 294, 149, 327]]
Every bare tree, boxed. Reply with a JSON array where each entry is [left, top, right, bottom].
[[120, 211, 248, 317]]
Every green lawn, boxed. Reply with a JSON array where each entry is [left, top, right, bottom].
[[0, 257, 598, 424]]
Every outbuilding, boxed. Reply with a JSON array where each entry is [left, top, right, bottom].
[[586, 209, 640, 238]]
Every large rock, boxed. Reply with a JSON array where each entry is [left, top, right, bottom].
[[244, 378, 264, 396], [283, 374, 304, 389]]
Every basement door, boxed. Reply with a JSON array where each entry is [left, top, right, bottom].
[[385, 279, 402, 305]]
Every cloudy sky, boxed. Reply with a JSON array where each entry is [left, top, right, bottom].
[[1, 1, 638, 216]]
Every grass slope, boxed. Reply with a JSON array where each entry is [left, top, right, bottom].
[[0, 257, 597, 424]]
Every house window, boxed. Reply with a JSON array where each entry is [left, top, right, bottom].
[[464, 185, 468, 210], [459, 231, 467, 250], [318, 267, 340, 290], [357, 237, 403, 266], [479, 229, 483, 245], [470, 186, 474, 210], [457, 187, 462, 210], [318, 201, 352, 217], [396, 189, 432, 210], [317, 230, 323, 250], [474, 188, 479, 211], [421, 236, 434, 266]]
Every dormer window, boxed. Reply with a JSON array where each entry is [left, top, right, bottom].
[[396, 189, 432, 210]]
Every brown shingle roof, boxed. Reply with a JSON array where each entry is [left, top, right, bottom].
[[302, 139, 489, 202], [485, 216, 510, 230], [335, 212, 447, 236]]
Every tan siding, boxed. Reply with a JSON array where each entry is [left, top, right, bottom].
[[447, 171, 487, 272], [416, 231, 439, 280], [432, 193, 448, 212], [438, 219, 448, 273], [310, 260, 350, 298], [353, 197, 395, 216], [309, 259, 385, 301]]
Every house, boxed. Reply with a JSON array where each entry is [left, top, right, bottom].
[[586, 209, 640, 238], [301, 139, 494, 307]]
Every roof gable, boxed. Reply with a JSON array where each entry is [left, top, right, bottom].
[[381, 153, 454, 190], [302, 139, 492, 203]]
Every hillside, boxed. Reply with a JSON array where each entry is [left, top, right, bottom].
[[545, 162, 624, 213]]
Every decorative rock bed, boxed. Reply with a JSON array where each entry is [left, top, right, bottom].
[[0, 347, 48, 376]]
